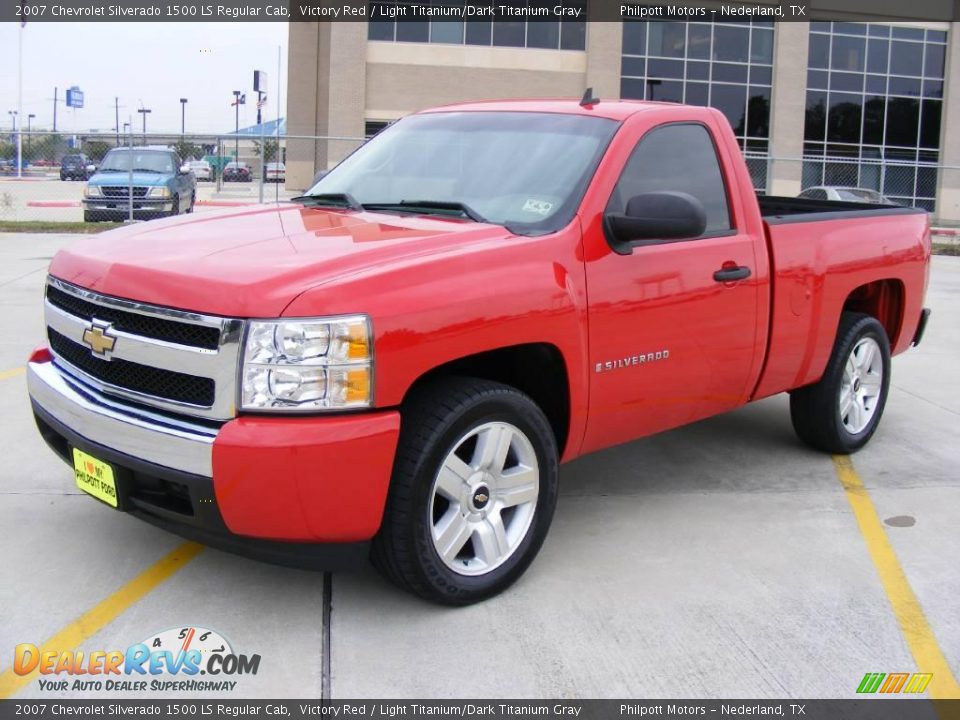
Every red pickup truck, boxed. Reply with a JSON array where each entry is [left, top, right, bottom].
[[28, 98, 931, 604]]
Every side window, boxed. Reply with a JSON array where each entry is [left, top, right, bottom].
[[609, 124, 731, 234]]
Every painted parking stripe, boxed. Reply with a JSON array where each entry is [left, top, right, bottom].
[[0, 542, 203, 698], [0, 367, 25, 381], [833, 456, 960, 699]]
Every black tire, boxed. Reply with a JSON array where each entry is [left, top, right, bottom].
[[372, 377, 559, 605], [170, 195, 180, 217], [790, 312, 891, 454], [83, 211, 97, 223], [186, 192, 195, 214]]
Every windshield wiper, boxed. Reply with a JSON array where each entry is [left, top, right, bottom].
[[97, 168, 125, 172], [364, 200, 489, 223], [292, 192, 364, 211], [130, 167, 164, 173]]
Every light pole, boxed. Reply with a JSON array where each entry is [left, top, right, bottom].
[[232, 90, 244, 161], [137, 107, 151, 144], [7, 110, 16, 133], [27, 113, 35, 157], [180, 98, 187, 137]]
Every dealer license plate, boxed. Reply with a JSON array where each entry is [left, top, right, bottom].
[[72, 448, 118, 508]]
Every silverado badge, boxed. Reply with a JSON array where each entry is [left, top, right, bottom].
[[82, 321, 117, 358]]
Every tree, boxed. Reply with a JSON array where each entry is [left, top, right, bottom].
[[172, 139, 204, 162], [253, 138, 279, 163], [82, 140, 113, 164]]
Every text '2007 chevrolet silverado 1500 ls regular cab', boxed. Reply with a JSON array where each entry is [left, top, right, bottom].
[[27, 98, 931, 605]]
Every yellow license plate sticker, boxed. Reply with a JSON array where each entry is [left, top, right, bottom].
[[73, 449, 118, 508]]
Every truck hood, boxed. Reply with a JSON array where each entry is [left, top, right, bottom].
[[49, 203, 511, 317], [88, 171, 171, 187]]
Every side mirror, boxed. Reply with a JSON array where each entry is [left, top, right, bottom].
[[86, 164, 96, 172], [179, 165, 192, 175], [604, 191, 707, 253]]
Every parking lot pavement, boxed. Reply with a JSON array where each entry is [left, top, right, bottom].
[[0, 177, 297, 222], [0, 231, 957, 700]]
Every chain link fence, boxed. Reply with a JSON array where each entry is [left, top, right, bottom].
[[0, 133, 953, 225], [0, 131, 364, 223], [744, 153, 946, 217]]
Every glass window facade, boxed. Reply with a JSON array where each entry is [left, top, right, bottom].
[[368, 1, 587, 51], [804, 23, 946, 211], [620, 20, 774, 189]]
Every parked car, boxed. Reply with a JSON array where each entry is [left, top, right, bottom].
[[60, 154, 95, 181], [27, 99, 931, 605], [223, 161, 252, 182], [187, 160, 213, 182], [264, 162, 285, 183], [798, 186, 899, 205], [82, 146, 196, 222]]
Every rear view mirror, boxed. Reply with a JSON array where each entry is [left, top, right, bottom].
[[605, 191, 707, 253]]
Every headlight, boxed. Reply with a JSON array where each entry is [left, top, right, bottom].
[[148, 186, 171, 198], [84, 185, 101, 198], [241, 315, 372, 411]]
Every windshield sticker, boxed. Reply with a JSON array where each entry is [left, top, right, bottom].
[[522, 199, 553, 216]]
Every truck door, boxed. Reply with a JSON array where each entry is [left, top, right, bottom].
[[582, 120, 762, 453]]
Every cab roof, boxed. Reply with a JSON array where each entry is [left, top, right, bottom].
[[419, 98, 686, 122]]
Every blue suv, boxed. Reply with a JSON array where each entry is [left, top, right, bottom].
[[83, 146, 196, 222]]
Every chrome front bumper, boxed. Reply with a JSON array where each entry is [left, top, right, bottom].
[[27, 360, 217, 476]]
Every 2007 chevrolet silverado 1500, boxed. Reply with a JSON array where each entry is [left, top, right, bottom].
[[27, 98, 931, 604]]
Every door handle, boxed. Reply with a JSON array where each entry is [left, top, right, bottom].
[[713, 265, 752, 283]]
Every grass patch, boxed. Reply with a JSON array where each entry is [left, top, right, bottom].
[[0, 221, 125, 234], [933, 242, 960, 256]]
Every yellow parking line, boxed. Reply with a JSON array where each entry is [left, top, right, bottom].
[[0, 542, 203, 698], [834, 456, 960, 700], [0, 367, 25, 381]]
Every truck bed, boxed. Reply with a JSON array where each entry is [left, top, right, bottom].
[[758, 195, 925, 224]]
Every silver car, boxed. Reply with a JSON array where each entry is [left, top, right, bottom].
[[187, 160, 213, 182], [798, 186, 899, 205]]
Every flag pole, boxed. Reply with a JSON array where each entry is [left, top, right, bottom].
[[276, 44, 281, 202], [17, 20, 24, 179]]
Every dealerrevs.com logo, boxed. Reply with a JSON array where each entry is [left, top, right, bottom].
[[14, 626, 260, 693]]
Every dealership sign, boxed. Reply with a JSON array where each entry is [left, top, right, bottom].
[[66, 86, 84, 109]]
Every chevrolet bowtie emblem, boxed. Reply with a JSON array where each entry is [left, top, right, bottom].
[[82, 321, 117, 357]]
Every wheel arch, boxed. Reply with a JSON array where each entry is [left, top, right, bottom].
[[400, 343, 571, 457], [841, 278, 905, 347]]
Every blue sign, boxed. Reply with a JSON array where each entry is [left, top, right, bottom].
[[66, 86, 84, 109]]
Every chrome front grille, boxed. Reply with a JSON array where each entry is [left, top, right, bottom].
[[44, 277, 244, 421]]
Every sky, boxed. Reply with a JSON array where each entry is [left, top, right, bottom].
[[0, 22, 289, 135]]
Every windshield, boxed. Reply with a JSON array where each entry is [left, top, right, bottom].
[[304, 111, 618, 234], [99, 150, 175, 174]]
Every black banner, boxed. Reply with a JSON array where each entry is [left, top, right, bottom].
[[0, 700, 957, 720], [3, 0, 959, 23]]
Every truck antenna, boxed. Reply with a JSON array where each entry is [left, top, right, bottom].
[[580, 87, 599, 107]]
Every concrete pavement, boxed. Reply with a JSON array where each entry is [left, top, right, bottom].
[[0, 232, 956, 699]]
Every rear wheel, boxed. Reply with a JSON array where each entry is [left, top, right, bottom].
[[372, 378, 559, 605], [790, 312, 891, 454]]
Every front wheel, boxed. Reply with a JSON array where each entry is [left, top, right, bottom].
[[372, 378, 559, 605], [790, 312, 891, 454]]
